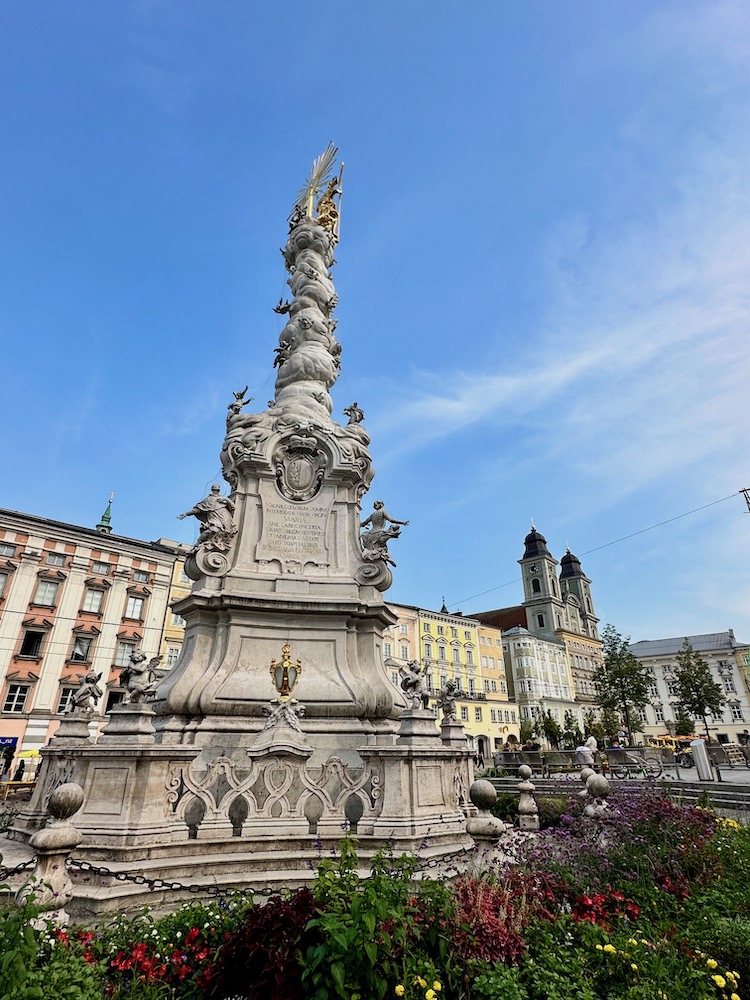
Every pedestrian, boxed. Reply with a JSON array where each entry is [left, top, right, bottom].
[[12, 759, 25, 782]]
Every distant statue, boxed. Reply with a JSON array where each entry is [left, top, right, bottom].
[[120, 651, 162, 704], [262, 696, 306, 734], [437, 679, 458, 722], [178, 485, 237, 552], [227, 386, 252, 420], [400, 660, 430, 710], [273, 339, 292, 368], [360, 500, 408, 566], [316, 177, 341, 234], [273, 298, 292, 315], [70, 670, 103, 715], [343, 401, 364, 425]]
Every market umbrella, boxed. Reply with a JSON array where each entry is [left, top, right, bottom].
[[16, 749, 40, 758]]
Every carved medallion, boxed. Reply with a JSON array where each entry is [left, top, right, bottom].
[[274, 431, 327, 502]]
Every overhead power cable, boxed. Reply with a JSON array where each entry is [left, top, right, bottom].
[[448, 490, 742, 612]]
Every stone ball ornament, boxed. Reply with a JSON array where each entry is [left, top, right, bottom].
[[518, 764, 532, 780], [586, 772, 611, 800], [469, 779, 498, 812], [49, 782, 85, 821]]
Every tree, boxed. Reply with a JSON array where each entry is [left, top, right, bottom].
[[673, 708, 695, 737], [593, 624, 652, 746], [562, 711, 582, 749], [541, 712, 562, 749], [673, 639, 725, 743]]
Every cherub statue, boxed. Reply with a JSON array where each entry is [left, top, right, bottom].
[[437, 679, 458, 722], [227, 386, 252, 420], [343, 401, 364, 425], [178, 485, 237, 552], [120, 651, 162, 704], [273, 298, 292, 315], [360, 501, 409, 566], [70, 670, 103, 716], [400, 660, 430, 710], [273, 339, 292, 367]]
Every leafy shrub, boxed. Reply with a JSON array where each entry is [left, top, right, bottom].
[[209, 888, 320, 1000]]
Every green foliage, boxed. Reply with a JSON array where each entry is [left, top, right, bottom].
[[472, 962, 527, 1000], [674, 639, 725, 741], [674, 709, 696, 737], [594, 625, 651, 741], [519, 720, 534, 744], [0, 896, 103, 1000], [561, 710, 582, 748], [541, 713, 562, 749]]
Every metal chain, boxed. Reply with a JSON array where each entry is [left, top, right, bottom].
[[0, 858, 37, 880], [63, 842, 474, 899]]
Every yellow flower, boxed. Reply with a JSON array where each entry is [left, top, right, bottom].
[[603, 944, 616, 954], [631, 964, 638, 971], [730, 993, 740, 1000], [708, 960, 719, 970], [395, 988, 405, 998], [433, 984, 442, 992], [426, 992, 436, 1000], [595, 945, 603, 951], [657, 991, 668, 1000], [627, 938, 638, 946], [713, 976, 727, 989], [414, 978, 427, 989]]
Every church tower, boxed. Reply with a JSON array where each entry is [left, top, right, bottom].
[[559, 548, 599, 639], [519, 524, 565, 637]]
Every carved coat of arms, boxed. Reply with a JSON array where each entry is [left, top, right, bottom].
[[274, 432, 327, 502]]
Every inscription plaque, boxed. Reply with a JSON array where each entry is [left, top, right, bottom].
[[256, 498, 330, 566]]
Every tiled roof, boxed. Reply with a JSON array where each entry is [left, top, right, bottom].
[[630, 632, 748, 657]]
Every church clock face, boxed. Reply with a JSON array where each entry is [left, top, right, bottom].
[[529, 563, 539, 574]]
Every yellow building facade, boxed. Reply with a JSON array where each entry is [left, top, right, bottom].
[[385, 603, 514, 760]]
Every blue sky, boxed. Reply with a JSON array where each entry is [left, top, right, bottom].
[[1, 1, 749, 643]]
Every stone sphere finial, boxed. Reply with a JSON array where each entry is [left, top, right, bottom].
[[518, 764, 532, 780], [48, 782, 84, 822], [469, 778, 497, 813], [586, 772, 610, 799]]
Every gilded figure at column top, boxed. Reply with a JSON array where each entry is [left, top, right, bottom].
[[290, 141, 343, 237]]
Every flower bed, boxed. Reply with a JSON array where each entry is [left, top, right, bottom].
[[1, 788, 748, 1000]]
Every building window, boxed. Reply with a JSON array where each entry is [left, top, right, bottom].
[[490, 709, 497, 722], [171, 612, 185, 627], [391, 671, 399, 686], [178, 567, 190, 584], [47, 552, 66, 566], [723, 677, 736, 694], [93, 561, 110, 575], [438, 646, 446, 661], [482, 656, 488, 668], [450, 627, 458, 638], [484, 679, 490, 692], [474, 707, 483, 722], [400, 645, 409, 660], [400, 624, 408, 634], [510, 710, 516, 723], [452, 648, 461, 662], [440, 674, 448, 688], [532, 578, 541, 594], [166, 646, 181, 667], [730, 705, 744, 722], [384, 642, 392, 657], [424, 643, 433, 659], [426, 673, 433, 690], [3, 684, 30, 713], [33, 580, 59, 606], [648, 682, 658, 697], [460, 706, 468, 721], [712, 710, 725, 723], [71, 636, 93, 662], [105, 690, 125, 713], [0, 572, 7, 600], [0, 543, 17, 557], [125, 596, 145, 620], [82, 589, 104, 614], [468, 678, 476, 695], [463, 630, 470, 640], [437, 626, 444, 635], [466, 649, 474, 665], [536, 613, 545, 629], [115, 641, 135, 666], [654, 704, 664, 722], [499, 680, 505, 693], [422, 623, 430, 632], [56, 687, 77, 714], [19, 630, 45, 658], [133, 570, 150, 583]]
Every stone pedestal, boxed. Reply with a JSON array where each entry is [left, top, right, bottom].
[[440, 718, 469, 748], [52, 712, 94, 744], [99, 702, 156, 743], [397, 708, 440, 746]]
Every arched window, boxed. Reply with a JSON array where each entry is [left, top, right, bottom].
[[536, 613, 545, 629], [531, 578, 541, 594]]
